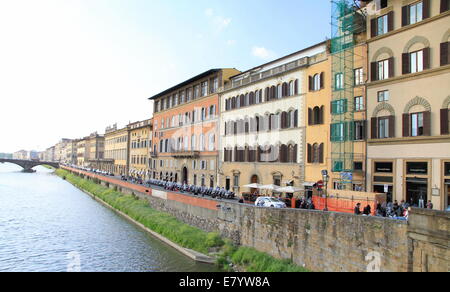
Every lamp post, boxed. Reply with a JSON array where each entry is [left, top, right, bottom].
[[322, 170, 330, 211]]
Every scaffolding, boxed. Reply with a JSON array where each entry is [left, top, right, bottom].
[[330, 0, 366, 189]]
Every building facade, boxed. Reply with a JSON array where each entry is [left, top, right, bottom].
[[128, 118, 153, 180], [365, 0, 450, 210], [219, 43, 327, 196], [76, 139, 87, 166], [86, 133, 105, 169], [13, 150, 28, 160], [150, 69, 240, 186], [104, 125, 129, 176]]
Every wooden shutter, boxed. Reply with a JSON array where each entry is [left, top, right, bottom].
[[423, 111, 431, 136], [320, 72, 324, 89], [403, 114, 410, 137], [387, 11, 394, 32], [293, 144, 298, 163], [319, 144, 324, 164], [308, 76, 313, 91], [388, 115, 396, 138], [371, 62, 378, 81], [423, 47, 430, 70], [371, 18, 377, 38], [371, 117, 378, 139], [423, 0, 430, 19], [320, 106, 325, 124], [294, 79, 299, 95], [441, 108, 449, 135], [388, 57, 395, 78], [294, 110, 298, 127], [402, 5, 409, 26], [308, 108, 313, 125], [441, 42, 449, 66], [307, 144, 312, 164], [281, 112, 287, 129], [442, 0, 450, 13], [402, 53, 410, 75]]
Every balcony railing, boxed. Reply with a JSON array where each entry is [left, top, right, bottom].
[[224, 56, 310, 91], [170, 151, 200, 158]]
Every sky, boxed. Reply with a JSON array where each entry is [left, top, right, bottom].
[[0, 0, 331, 153]]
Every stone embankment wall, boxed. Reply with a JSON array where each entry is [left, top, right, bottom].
[[63, 167, 449, 272]]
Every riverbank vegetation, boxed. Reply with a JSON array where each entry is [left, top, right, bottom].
[[55, 169, 308, 272]]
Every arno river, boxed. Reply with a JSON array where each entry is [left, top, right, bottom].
[[0, 163, 217, 272]]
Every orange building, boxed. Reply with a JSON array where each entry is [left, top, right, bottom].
[[149, 69, 240, 186]]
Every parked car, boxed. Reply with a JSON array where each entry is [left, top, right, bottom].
[[255, 197, 287, 208]]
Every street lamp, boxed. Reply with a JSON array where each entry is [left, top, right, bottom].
[[321, 170, 330, 211]]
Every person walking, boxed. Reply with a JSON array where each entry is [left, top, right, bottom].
[[354, 203, 362, 215]]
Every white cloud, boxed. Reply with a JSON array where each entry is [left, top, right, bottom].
[[205, 8, 214, 17], [226, 39, 237, 46], [204, 8, 232, 33], [252, 46, 276, 60]]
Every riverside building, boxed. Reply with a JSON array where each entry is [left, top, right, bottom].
[[128, 118, 153, 180], [364, 0, 450, 210], [149, 68, 240, 186], [219, 42, 327, 196]]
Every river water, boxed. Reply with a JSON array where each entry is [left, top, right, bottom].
[[0, 163, 217, 272]]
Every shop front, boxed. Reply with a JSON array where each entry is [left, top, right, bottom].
[[444, 161, 450, 210], [371, 160, 395, 203], [404, 161, 430, 207]]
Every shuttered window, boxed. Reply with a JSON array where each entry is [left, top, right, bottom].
[[441, 42, 449, 66], [441, 109, 450, 135]]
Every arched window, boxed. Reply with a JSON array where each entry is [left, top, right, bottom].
[[191, 135, 196, 150], [244, 93, 249, 106], [282, 83, 288, 97], [280, 144, 288, 163], [277, 84, 282, 99], [249, 92, 255, 105]]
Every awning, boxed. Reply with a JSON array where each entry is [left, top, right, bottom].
[[303, 182, 316, 187]]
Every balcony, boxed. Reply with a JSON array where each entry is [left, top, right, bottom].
[[171, 150, 200, 159]]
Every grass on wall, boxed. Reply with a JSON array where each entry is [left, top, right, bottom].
[[55, 168, 309, 272], [55, 169, 223, 254]]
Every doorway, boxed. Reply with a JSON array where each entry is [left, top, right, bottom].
[[406, 178, 428, 207], [373, 184, 393, 203], [182, 167, 188, 184], [250, 175, 259, 194]]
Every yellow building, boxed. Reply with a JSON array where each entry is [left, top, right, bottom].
[[76, 138, 86, 167], [304, 48, 331, 197], [128, 118, 152, 180], [104, 125, 129, 176]]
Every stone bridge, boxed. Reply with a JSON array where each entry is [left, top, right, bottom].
[[0, 159, 60, 173]]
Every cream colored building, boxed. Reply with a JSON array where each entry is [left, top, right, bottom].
[[76, 139, 87, 166], [104, 125, 129, 176], [219, 42, 327, 196], [128, 118, 152, 179], [365, 0, 450, 210]]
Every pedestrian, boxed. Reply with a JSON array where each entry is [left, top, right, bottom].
[[427, 200, 433, 210], [354, 203, 362, 215]]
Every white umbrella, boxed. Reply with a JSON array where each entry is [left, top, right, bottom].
[[277, 186, 303, 193], [259, 184, 280, 191], [243, 183, 262, 189]]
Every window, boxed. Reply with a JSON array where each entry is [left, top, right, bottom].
[[354, 96, 364, 111], [354, 121, 366, 140], [411, 112, 424, 137], [208, 134, 215, 151], [409, 1, 423, 25], [331, 123, 346, 142], [201, 81, 208, 96], [377, 59, 390, 80], [378, 117, 390, 139], [332, 99, 347, 114], [335, 73, 344, 90], [377, 14, 389, 36], [212, 77, 219, 93], [194, 85, 200, 98], [378, 90, 390, 102], [354, 68, 364, 85], [354, 162, 363, 172], [410, 50, 424, 73]]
